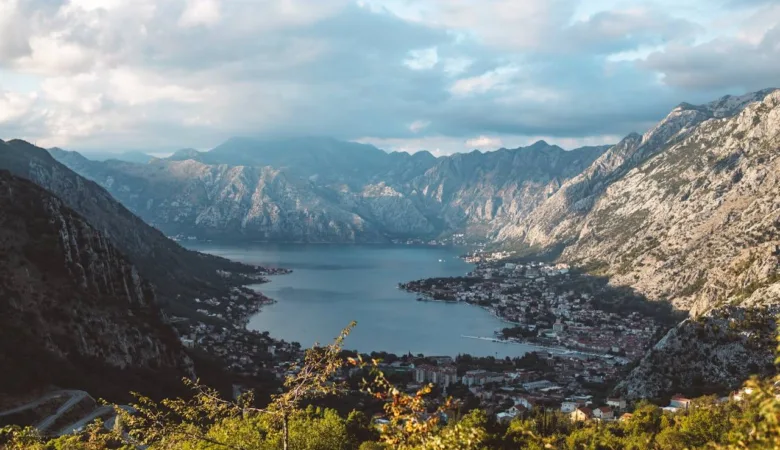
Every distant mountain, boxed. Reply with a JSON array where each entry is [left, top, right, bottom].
[[71, 149, 156, 164], [0, 140, 265, 317], [50, 139, 608, 243], [0, 170, 191, 399]]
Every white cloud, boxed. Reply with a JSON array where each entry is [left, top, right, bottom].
[[179, 0, 221, 28], [403, 46, 438, 70], [0, 90, 36, 124], [450, 65, 519, 96], [68, 0, 125, 12], [409, 120, 430, 133], [15, 35, 95, 75], [442, 57, 473, 76], [465, 135, 502, 149], [109, 69, 208, 105], [0, 0, 31, 60]]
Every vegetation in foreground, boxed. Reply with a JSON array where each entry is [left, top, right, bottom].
[[2, 323, 780, 450]]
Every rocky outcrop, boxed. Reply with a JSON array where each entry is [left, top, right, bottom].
[[0, 170, 191, 398]]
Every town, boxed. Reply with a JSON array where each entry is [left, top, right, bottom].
[[399, 257, 678, 360]]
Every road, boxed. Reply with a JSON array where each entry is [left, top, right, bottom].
[[55, 405, 113, 436], [35, 391, 91, 432], [1, 390, 138, 442], [0, 390, 82, 418]]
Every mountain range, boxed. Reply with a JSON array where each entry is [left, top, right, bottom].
[[51, 139, 608, 242]]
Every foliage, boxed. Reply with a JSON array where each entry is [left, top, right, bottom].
[[5, 325, 780, 449]]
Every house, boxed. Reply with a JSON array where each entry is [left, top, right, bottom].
[[593, 406, 614, 420], [669, 394, 692, 409], [560, 399, 586, 413], [430, 356, 454, 365], [496, 412, 514, 424], [513, 396, 537, 411], [619, 413, 633, 422], [431, 367, 458, 388], [570, 407, 592, 422], [463, 370, 504, 387], [522, 380, 555, 391], [415, 365, 458, 387], [606, 397, 627, 410], [508, 404, 528, 417]]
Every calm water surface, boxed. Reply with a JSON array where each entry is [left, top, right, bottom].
[[186, 243, 543, 358]]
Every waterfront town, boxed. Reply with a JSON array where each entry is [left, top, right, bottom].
[[163, 249, 689, 426], [399, 256, 677, 360]]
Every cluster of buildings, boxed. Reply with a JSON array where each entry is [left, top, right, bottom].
[[390, 233, 476, 247], [170, 286, 298, 376], [344, 348, 637, 427], [401, 259, 664, 359], [174, 319, 299, 375], [185, 286, 275, 326]]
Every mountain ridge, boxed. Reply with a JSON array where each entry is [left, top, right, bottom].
[[50, 139, 609, 243], [0, 139, 268, 317], [0, 170, 192, 399]]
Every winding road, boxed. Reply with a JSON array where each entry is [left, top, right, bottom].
[[0, 390, 131, 438]]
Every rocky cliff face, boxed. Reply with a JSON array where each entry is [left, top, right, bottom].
[[498, 89, 778, 248], [0, 170, 191, 397], [0, 139, 265, 311], [557, 90, 780, 313], [51, 140, 607, 243]]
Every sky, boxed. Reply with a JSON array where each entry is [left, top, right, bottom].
[[0, 0, 778, 155]]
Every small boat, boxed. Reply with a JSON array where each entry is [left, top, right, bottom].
[[438, 259, 444, 262]]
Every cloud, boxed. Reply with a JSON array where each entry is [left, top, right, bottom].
[[641, 4, 780, 91], [179, 0, 221, 28], [0, 0, 776, 153], [403, 46, 438, 70], [465, 135, 502, 149], [450, 66, 519, 96], [409, 120, 430, 133], [441, 57, 472, 76], [0, 90, 36, 124], [0, 0, 31, 60]]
